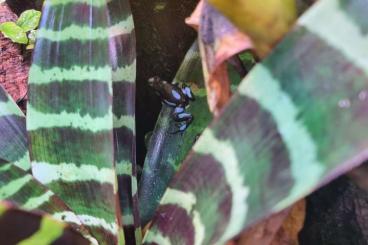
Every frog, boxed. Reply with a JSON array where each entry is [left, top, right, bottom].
[[148, 76, 195, 133]]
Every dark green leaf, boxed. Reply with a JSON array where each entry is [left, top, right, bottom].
[[0, 200, 89, 244], [0, 85, 30, 171], [144, 1, 368, 243], [27, 0, 120, 243]]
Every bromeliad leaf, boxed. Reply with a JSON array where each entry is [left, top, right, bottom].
[[16, 9, 41, 32], [107, 0, 141, 243], [0, 200, 89, 244], [27, 0, 120, 243], [0, 85, 30, 171], [144, 0, 368, 243], [0, 159, 93, 241], [0, 21, 27, 44]]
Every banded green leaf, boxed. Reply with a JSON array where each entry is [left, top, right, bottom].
[[0, 85, 30, 171], [27, 0, 120, 243], [144, 0, 368, 244], [107, 0, 141, 243], [0, 158, 93, 241], [0, 201, 89, 244]]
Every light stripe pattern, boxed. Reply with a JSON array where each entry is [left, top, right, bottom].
[[144, 0, 368, 244], [0, 202, 89, 244], [107, 0, 141, 243], [28, 0, 121, 243], [0, 86, 30, 171], [0, 159, 90, 238]]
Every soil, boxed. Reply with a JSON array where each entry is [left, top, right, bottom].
[[0, 3, 29, 111]]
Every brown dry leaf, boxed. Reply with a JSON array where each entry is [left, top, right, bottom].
[[271, 199, 306, 245], [186, 0, 253, 116], [232, 199, 306, 245]]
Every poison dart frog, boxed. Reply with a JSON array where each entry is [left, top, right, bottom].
[[148, 76, 195, 133]]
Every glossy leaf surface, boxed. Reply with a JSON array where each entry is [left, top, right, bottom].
[[16, 9, 41, 32], [0, 158, 92, 240], [0, 85, 30, 171], [27, 0, 120, 243], [107, 0, 141, 243], [0, 21, 28, 44], [144, 0, 368, 243], [0, 201, 89, 244]]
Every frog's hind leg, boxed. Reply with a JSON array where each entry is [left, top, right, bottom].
[[170, 121, 191, 134], [170, 112, 193, 134]]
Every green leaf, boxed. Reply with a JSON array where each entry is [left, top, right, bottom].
[[16, 9, 41, 32], [0, 22, 28, 44], [0, 200, 89, 244], [107, 0, 141, 243], [0, 86, 30, 171], [0, 159, 92, 240], [144, 1, 368, 243], [27, 0, 121, 243]]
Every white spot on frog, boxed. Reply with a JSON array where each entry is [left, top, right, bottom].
[[338, 99, 351, 108], [171, 90, 181, 100]]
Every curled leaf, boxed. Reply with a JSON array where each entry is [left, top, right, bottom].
[[186, 0, 253, 116]]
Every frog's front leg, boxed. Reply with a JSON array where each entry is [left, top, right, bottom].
[[172, 106, 192, 122], [171, 106, 193, 133], [181, 85, 195, 101]]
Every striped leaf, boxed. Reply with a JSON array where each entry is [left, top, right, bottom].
[[0, 85, 30, 171], [27, 0, 120, 243], [0, 201, 89, 244], [107, 0, 141, 243], [0, 158, 94, 241], [144, 0, 368, 244]]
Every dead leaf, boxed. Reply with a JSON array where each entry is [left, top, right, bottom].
[[233, 199, 306, 245], [186, 0, 253, 116]]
